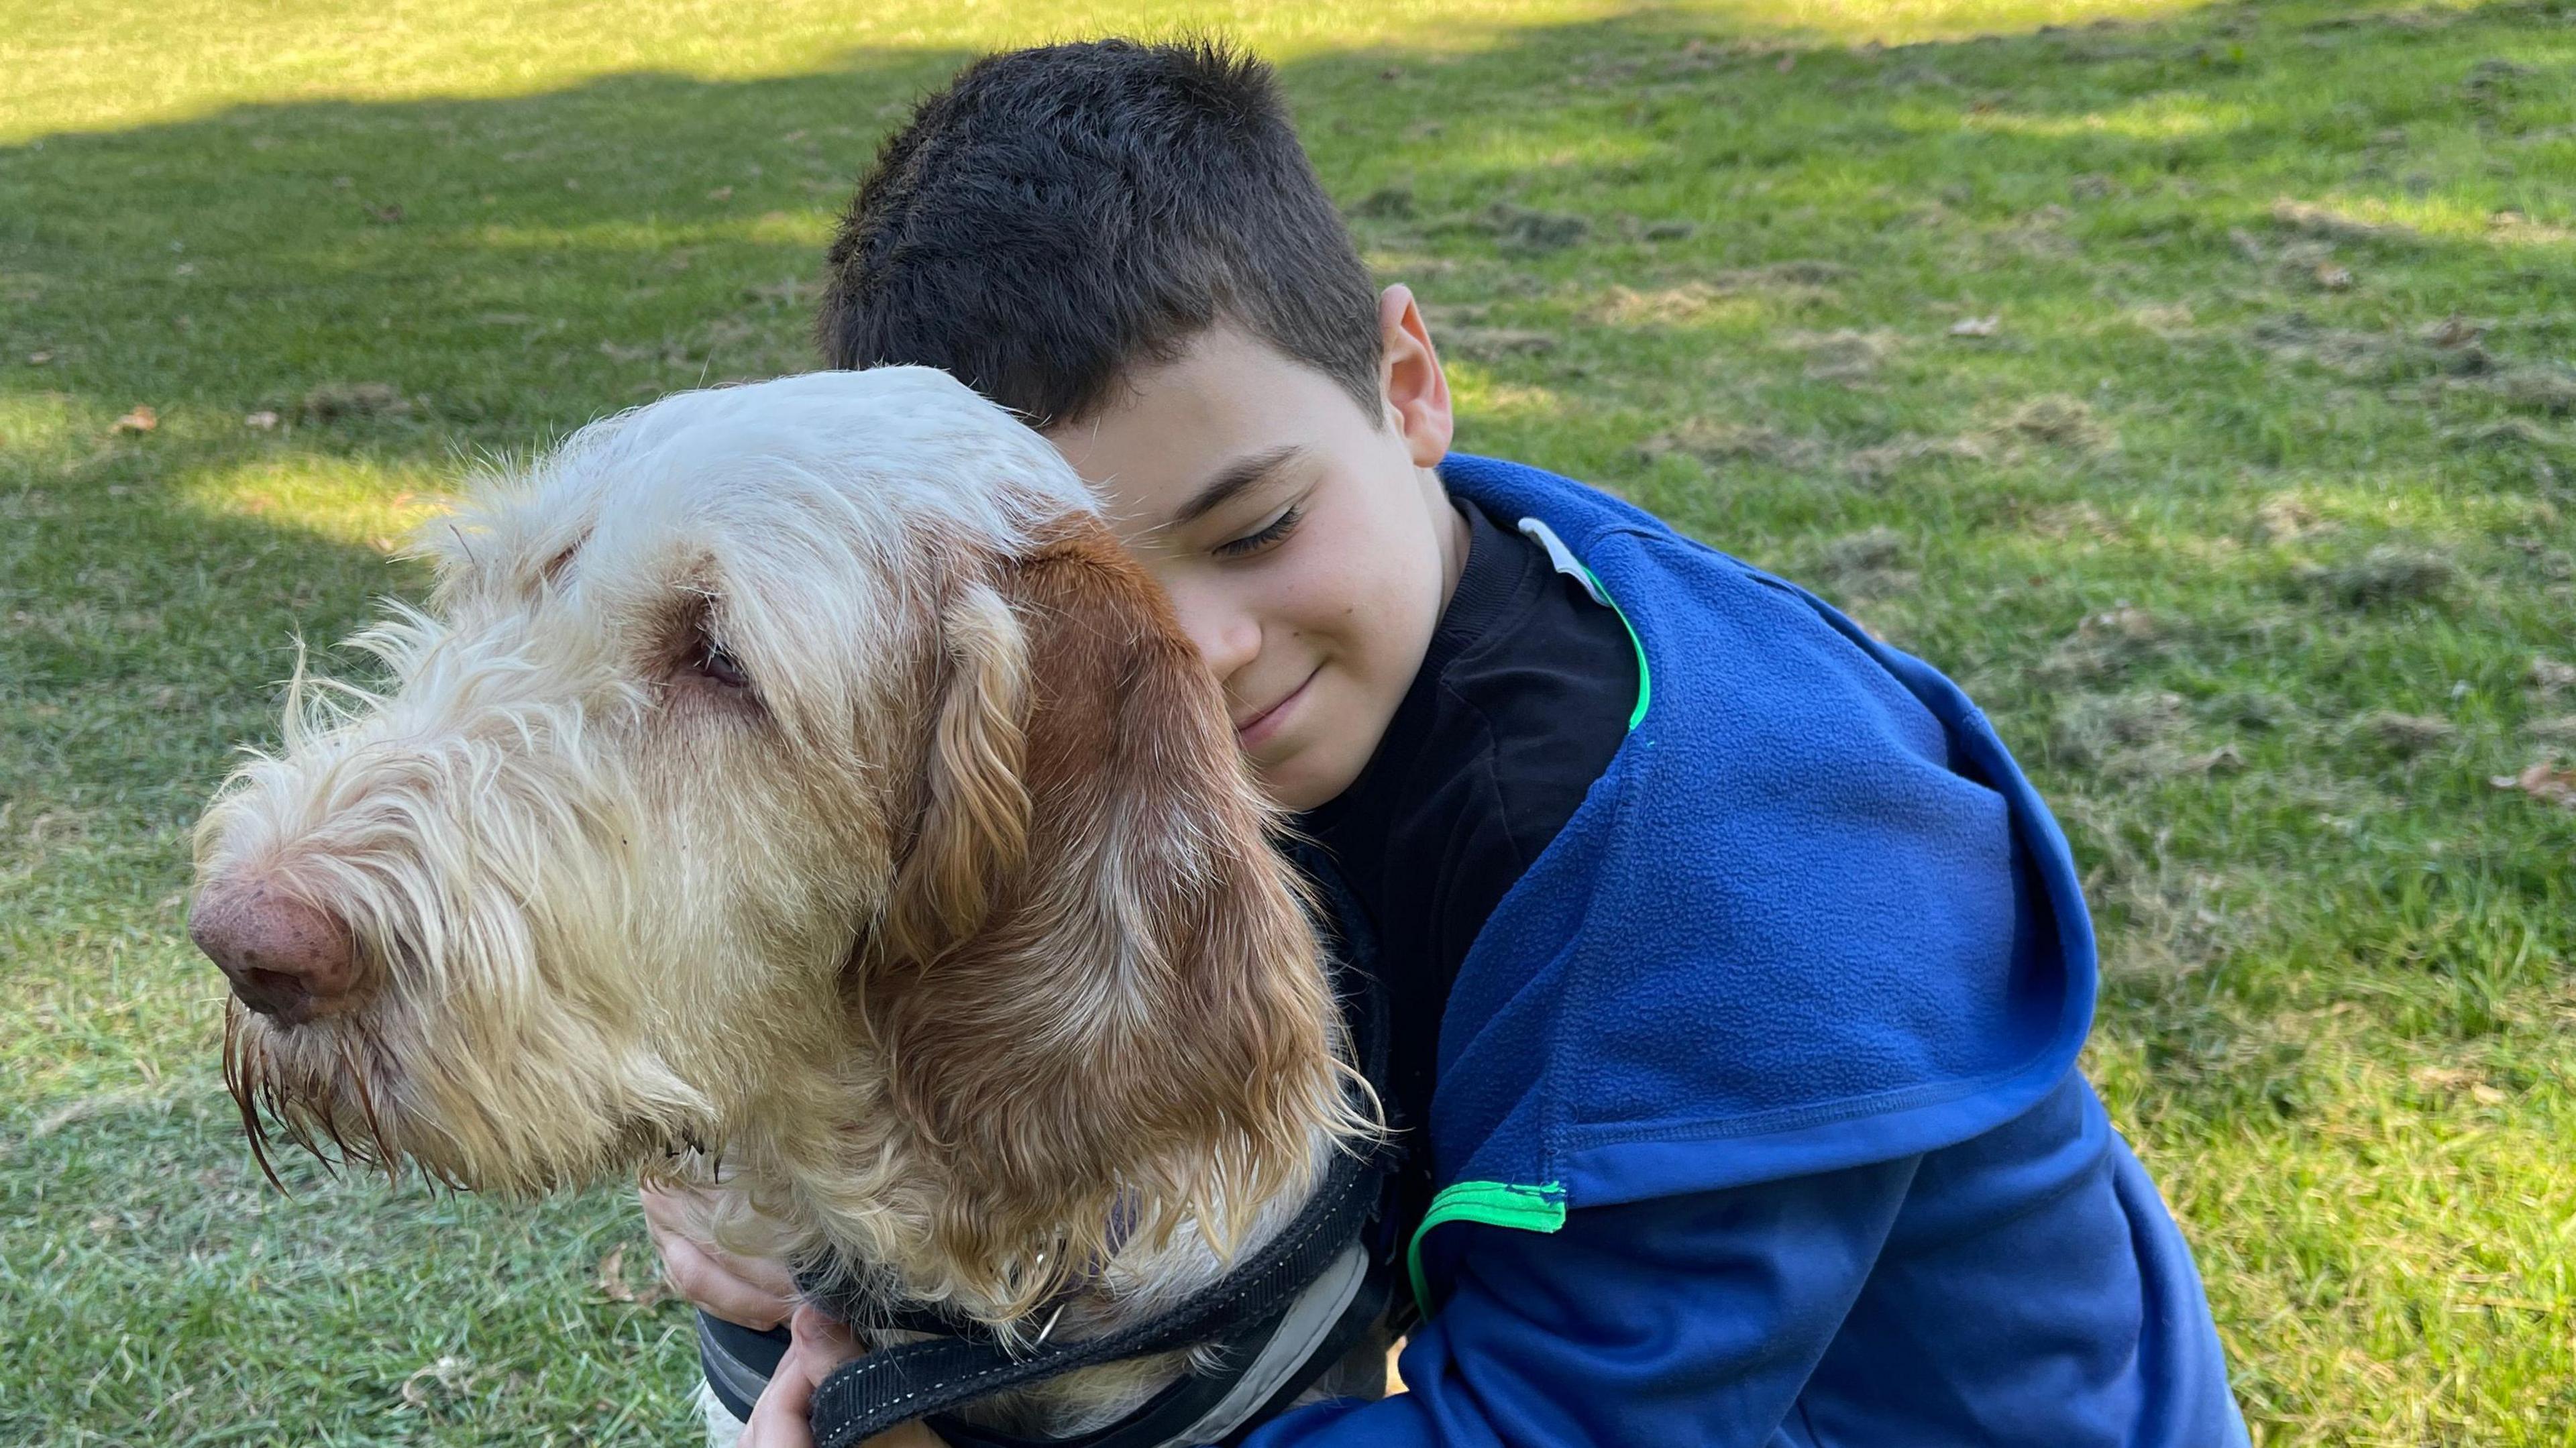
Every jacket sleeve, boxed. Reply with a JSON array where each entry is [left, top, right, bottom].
[[1232, 1156, 1920, 1448]]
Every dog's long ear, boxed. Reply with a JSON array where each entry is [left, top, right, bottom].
[[881, 579, 1030, 964], [868, 514, 1366, 1315]]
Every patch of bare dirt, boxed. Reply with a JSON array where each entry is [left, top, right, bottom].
[[2002, 394, 2112, 449], [1633, 417, 1830, 471], [2269, 198, 2425, 246], [1843, 433, 1992, 482], [1596, 283, 1730, 326], [1483, 203, 1590, 255], [2306, 545, 2458, 607], [2041, 604, 2166, 684], [2355, 710, 2456, 756], [1807, 525, 1917, 601], [1787, 327, 1900, 385], [2052, 688, 2188, 770], [2251, 494, 2334, 545], [1442, 327, 1557, 361], [298, 382, 408, 423]]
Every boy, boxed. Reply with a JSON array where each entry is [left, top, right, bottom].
[[659, 37, 2251, 1448]]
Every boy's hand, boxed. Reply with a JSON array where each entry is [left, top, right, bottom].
[[638, 1179, 799, 1330], [741, 1304, 942, 1448]]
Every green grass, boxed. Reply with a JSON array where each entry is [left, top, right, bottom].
[[7, 0, 2576, 1441]]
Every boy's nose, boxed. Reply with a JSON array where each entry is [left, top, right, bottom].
[[191, 879, 359, 1023], [1171, 598, 1263, 683]]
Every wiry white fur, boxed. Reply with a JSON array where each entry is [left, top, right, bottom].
[[195, 368, 1371, 1436]]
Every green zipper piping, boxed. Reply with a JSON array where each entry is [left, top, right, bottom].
[[1407, 1180, 1568, 1318], [1576, 561, 1652, 730]]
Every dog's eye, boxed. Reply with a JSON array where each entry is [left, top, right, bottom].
[[689, 634, 752, 691]]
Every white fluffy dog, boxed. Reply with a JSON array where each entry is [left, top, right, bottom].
[[189, 369, 1377, 1436]]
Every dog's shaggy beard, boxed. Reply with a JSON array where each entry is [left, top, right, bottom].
[[201, 607, 753, 1196]]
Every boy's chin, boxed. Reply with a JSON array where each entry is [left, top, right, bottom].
[[1254, 742, 1366, 813]]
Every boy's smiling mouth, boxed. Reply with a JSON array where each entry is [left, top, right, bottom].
[[1234, 667, 1320, 748]]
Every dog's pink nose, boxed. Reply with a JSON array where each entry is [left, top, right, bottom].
[[190, 881, 358, 1023]]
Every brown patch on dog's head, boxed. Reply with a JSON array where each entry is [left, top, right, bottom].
[[869, 514, 1366, 1315]]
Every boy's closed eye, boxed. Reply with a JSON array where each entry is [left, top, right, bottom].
[[1214, 502, 1303, 559], [1149, 443, 1317, 561]]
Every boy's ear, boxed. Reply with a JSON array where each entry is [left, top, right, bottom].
[[864, 514, 1360, 1315], [1379, 282, 1454, 467]]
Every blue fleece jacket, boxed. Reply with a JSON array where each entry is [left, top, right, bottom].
[[1234, 455, 2246, 1447]]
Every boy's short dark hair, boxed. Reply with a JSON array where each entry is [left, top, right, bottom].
[[816, 38, 1383, 427]]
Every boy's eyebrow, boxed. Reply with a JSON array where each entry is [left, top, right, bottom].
[[1168, 444, 1304, 528]]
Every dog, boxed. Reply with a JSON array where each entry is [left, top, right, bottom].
[[189, 368, 1381, 1438]]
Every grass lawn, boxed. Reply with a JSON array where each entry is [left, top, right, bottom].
[[7, 0, 2576, 1440]]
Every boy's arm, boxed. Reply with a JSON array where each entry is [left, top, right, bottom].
[[1236, 1156, 1920, 1448]]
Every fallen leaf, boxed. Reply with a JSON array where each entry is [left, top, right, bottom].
[[367, 204, 405, 225], [399, 1355, 471, 1408], [2490, 761, 2576, 809], [113, 405, 157, 433], [1775, 52, 1795, 73], [706, 186, 733, 201], [1949, 315, 2000, 338], [244, 410, 279, 429], [2314, 262, 2353, 290], [594, 1243, 670, 1306], [596, 1243, 634, 1301], [25, 351, 50, 364]]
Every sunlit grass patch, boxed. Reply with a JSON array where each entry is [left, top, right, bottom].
[[179, 455, 457, 551]]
